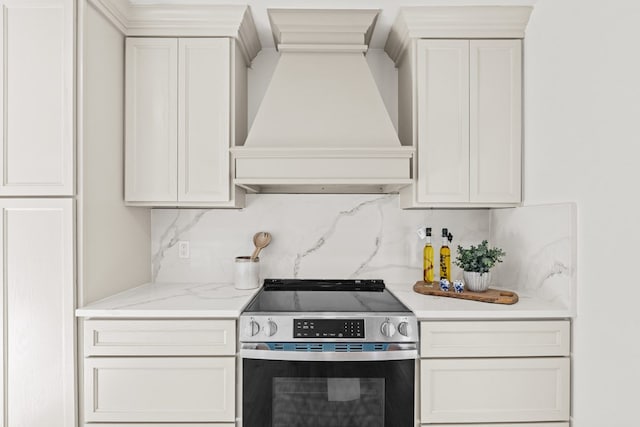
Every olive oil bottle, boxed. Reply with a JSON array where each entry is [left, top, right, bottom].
[[439, 228, 453, 281], [423, 228, 435, 282]]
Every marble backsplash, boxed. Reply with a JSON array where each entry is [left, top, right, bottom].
[[490, 203, 576, 311], [151, 194, 490, 285], [151, 196, 576, 311]]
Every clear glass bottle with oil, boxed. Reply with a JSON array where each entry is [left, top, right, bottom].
[[423, 228, 434, 283], [439, 228, 452, 281]]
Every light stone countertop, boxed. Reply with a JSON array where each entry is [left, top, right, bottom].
[[386, 282, 574, 320], [75, 282, 260, 318], [76, 281, 573, 320]]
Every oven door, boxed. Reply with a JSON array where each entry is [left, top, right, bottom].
[[241, 344, 416, 427]]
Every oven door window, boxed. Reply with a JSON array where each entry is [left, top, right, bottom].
[[243, 359, 414, 427], [273, 377, 384, 427]]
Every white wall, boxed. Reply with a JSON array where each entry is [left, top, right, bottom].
[[524, 1, 640, 424], [80, 2, 151, 304]]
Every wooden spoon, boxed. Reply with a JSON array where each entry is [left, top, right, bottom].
[[251, 232, 272, 260]]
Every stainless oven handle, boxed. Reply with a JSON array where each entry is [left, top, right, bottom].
[[240, 344, 418, 362]]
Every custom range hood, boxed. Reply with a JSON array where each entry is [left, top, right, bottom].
[[231, 9, 414, 194]]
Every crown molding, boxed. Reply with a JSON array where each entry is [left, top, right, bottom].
[[268, 9, 379, 50], [385, 6, 533, 64], [88, 0, 261, 64], [89, 0, 129, 34]]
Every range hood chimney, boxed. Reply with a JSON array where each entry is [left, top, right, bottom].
[[231, 9, 414, 194]]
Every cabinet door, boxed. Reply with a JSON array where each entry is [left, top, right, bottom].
[[0, 199, 75, 427], [470, 40, 522, 203], [416, 40, 469, 203], [84, 357, 235, 423], [421, 358, 570, 423], [178, 38, 230, 202], [0, 0, 74, 196], [125, 38, 178, 202]]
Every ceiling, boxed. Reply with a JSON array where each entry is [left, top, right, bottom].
[[129, 0, 537, 49]]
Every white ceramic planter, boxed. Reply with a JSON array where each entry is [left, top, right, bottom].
[[463, 271, 491, 292]]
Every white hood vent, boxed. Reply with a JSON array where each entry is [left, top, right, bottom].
[[231, 9, 414, 194]]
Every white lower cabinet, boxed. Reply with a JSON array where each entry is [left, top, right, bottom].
[[85, 424, 234, 427], [82, 319, 236, 426], [427, 424, 569, 427], [0, 199, 75, 427], [420, 320, 571, 426], [421, 358, 570, 423], [84, 357, 235, 423]]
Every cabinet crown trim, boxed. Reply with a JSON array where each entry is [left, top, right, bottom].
[[88, 0, 261, 64], [385, 6, 533, 64]]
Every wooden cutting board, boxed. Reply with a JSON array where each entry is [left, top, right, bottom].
[[413, 281, 519, 305]]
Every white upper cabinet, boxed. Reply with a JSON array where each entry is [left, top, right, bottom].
[[416, 40, 470, 204], [178, 38, 230, 203], [0, 0, 74, 196], [125, 37, 235, 206], [386, 6, 531, 208], [470, 40, 522, 203], [125, 38, 179, 202], [406, 38, 522, 207]]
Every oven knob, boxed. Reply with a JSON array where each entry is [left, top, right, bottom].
[[264, 320, 278, 337], [380, 321, 396, 338], [398, 322, 411, 337], [246, 320, 260, 337]]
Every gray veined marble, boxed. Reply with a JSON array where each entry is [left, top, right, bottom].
[[75, 282, 260, 318], [292, 195, 389, 278], [149, 196, 575, 313], [490, 203, 576, 312], [152, 210, 209, 282], [146, 194, 576, 313], [151, 194, 490, 285]]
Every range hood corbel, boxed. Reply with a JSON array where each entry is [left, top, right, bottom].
[[231, 9, 414, 194]]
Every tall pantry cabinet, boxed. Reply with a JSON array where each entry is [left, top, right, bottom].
[[0, 0, 74, 196], [0, 0, 76, 426]]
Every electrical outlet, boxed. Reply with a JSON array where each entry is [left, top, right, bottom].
[[178, 241, 190, 259]]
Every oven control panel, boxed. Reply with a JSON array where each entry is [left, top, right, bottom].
[[239, 315, 418, 343], [294, 319, 364, 339]]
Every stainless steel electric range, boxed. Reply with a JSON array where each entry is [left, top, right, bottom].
[[239, 279, 418, 427]]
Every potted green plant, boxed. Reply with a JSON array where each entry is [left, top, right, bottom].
[[454, 240, 506, 292]]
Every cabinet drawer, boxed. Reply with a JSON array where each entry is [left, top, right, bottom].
[[420, 358, 570, 424], [84, 357, 235, 423], [425, 424, 569, 427], [421, 320, 570, 357], [84, 424, 234, 427], [84, 319, 235, 356]]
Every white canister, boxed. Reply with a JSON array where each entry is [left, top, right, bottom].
[[234, 256, 260, 290]]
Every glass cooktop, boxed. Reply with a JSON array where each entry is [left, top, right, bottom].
[[243, 279, 411, 313]]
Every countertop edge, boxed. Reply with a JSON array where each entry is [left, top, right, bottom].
[[413, 310, 573, 320], [75, 282, 574, 320], [387, 285, 574, 320], [75, 309, 244, 319]]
